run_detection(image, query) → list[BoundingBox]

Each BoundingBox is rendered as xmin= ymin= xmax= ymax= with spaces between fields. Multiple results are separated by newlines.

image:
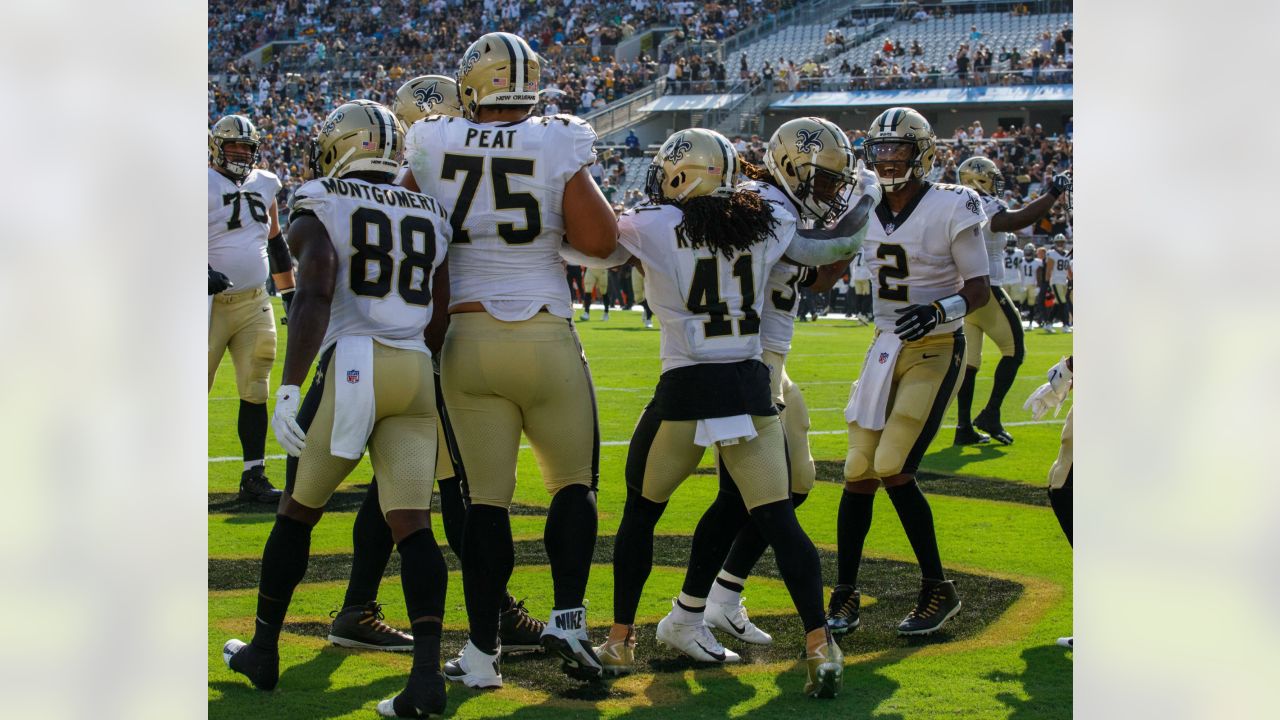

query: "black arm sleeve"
xmin=798 ymin=266 xmax=819 ymax=288
xmin=267 ymin=232 xmax=293 ymax=274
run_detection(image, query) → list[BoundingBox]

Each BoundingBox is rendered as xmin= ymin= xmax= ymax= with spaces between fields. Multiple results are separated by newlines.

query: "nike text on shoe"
xmin=327 ymin=601 xmax=414 ymax=651
xmin=804 ymin=630 xmax=844 ymax=699
xmin=541 ymin=607 xmax=603 ymax=681
xmin=499 ymin=597 xmax=546 ymax=653
xmin=973 ymin=408 xmax=1013 ymax=445
xmin=442 ymin=640 xmax=502 ymax=689
xmin=825 ymin=585 xmax=861 ymax=636
xmin=223 ymin=638 xmax=279 ymax=691
xmin=706 ymin=598 xmax=773 ymax=645
xmin=656 ymin=607 xmax=741 ymax=664
xmin=897 ymin=579 xmax=962 ymax=636
xmin=239 ymin=467 xmax=283 ymax=503
xmin=594 ymin=629 xmax=636 ymax=676
xmin=376 ymin=667 xmax=446 ymax=718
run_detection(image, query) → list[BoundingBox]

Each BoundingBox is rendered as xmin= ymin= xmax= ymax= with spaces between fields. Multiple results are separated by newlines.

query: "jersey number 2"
xmin=877 ymin=244 xmax=909 ymax=301
xmin=349 ymin=207 xmax=436 ymax=306
xmin=687 ymin=255 xmax=760 ymax=338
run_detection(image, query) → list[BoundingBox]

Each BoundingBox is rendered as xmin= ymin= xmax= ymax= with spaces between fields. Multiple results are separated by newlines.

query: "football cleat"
xmin=897 ymin=579 xmax=962 ymax=636
xmin=953 ymin=425 xmax=991 ymax=446
xmin=376 ymin=666 xmax=446 ymax=718
xmin=643 ymin=316 xmax=653 ymax=329
xmin=578 ymin=312 xmax=590 ymax=322
xmin=973 ymin=409 xmax=1013 ymax=445
xmin=498 ymin=597 xmax=546 ymax=653
xmin=223 ymin=639 xmax=279 ymax=691
xmin=804 ymin=629 xmax=845 ymax=699
xmin=239 ymin=466 xmax=282 ymax=503
xmin=443 ymin=640 xmax=503 ymax=689
xmin=656 ymin=605 xmax=741 ymax=664
xmin=327 ymin=601 xmax=414 ymax=652
xmin=705 ymin=597 xmax=773 ymax=645
xmin=594 ymin=628 xmax=637 ymax=676
xmin=602 ymin=310 xmax=610 ymax=321
xmin=541 ymin=607 xmax=603 ymax=681
xmin=1057 ymin=636 xmax=1073 ymax=649
xmin=825 ymin=585 xmax=861 ymax=635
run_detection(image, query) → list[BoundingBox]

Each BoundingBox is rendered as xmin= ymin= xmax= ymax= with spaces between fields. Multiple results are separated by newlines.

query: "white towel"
xmin=331 ymin=336 xmax=376 ymax=460
xmin=844 ymin=332 xmax=902 ymax=430
xmin=694 ymin=415 xmax=758 ymax=448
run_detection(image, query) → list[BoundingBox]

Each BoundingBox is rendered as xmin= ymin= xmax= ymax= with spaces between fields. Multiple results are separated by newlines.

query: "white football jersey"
xmin=1003 ymin=248 xmax=1022 ymax=286
xmin=1046 ymin=249 xmax=1071 ymax=284
xmin=208 ymin=167 xmax=281 ymax=290
xmin=851 ymin=246 xmax=872 ymax=280
xmin=617 ymin=202 xmax=796 ymax=371
xmin=977 ymin=194 xmax=1008 ymax=285
xmin=291 ymin=177 xmax=452 ymax=354
xmin=739 ymin=181 xmax=806 ymax=355
xmin=1021 ymin=256 xmax=1042 ymax=286
xmin=862 ymin=182 xmax=988 ymax=335
xmin=404 ymin=113 xmax=597 ymax=321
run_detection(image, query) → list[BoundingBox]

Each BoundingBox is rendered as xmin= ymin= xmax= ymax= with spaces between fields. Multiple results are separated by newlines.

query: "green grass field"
xmin=209 ymin=299 xmax=1073 ymax=719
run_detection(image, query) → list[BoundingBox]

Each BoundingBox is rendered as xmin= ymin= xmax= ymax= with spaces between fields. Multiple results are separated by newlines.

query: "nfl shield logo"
xmin=346 ymin=369 xmax=360 ymax=384
xmin=878 ymin=352 xmax=889 ymax=364
xmin=884 ymin=222 xmax=896 ymax=235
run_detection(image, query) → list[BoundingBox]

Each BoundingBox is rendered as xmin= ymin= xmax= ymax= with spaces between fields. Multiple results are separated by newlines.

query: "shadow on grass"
xmin=210 ymin=644 xmax=406 ymax=719
xmin=986 ymin=643 xmax=1073 ymax=719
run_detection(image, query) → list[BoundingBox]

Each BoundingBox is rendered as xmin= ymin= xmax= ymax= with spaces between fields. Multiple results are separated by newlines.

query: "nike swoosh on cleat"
xmin=694 ymin=641 xmax=726 ymax=662
xmin=726 ymin=618 xmax=747 ymax=635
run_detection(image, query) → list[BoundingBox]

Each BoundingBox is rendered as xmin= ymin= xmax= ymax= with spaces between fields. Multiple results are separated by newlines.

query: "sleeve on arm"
xmin=557 ymin=115 xmax=598 ymax=184
xmin=952 ymin=223 xmax=990 ymax=281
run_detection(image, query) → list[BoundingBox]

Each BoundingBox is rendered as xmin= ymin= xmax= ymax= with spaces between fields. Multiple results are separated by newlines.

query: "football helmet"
xmin=763 ymin=117 xmax=856 ymax=224
xmin=1024 ymin=243 xmax=1036 ymax=257
xmin=864 ymin=107 xmax=935 ymax=193
xmin=309 ymin=102 xmax=403 ymax=179
xmin=391 ymin=75 xmax=463 ymax=128
xmin=957 ymin=156 xmax=1003 ymax=196
xmin=457 ymin=32 xmax=540 ymax=119
xmin=1053 ymin=233 xmax=1066 ymax=246
xmin=645 ymin=128 xmax=739 ymax=203
xmin=209 ymin=115 xmax=261 ymax=181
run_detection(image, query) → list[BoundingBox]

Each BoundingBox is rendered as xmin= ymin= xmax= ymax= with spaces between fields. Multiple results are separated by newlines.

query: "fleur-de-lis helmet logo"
xmin=666 ymin=134 xmax=693 ymax=163
xmin=461 ymin=48 xmax=482 ymax=76
xmin=795 ymin=128 xmax=824 ymax=154
xmin=413 ymin=82 xmax=444 ymax=111
xmin=321 ymin=111 xmax=344 ymax=135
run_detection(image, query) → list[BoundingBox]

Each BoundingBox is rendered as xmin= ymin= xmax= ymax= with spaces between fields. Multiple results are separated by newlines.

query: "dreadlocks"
xmin=668 ymin=190 xmax=779 ymax=258
xmin=741 ymin=160 xmax=775 ymax=185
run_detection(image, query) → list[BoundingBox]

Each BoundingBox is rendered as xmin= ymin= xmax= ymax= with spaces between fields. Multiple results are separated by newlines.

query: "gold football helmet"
xmin=957 ymin=156 xmax=1003 ymax=196
xmin=457 ymin=32 xmax=540 ymax=119
xmin=391 ymin=75 xmax=463 ymax=128
xmin=763 ymin=117 xmax=856 ymax=223
xmin=645 ymin=128 xmax=740 ymax=203
xmin=864 ymin=107 xmax=935 ymax=192
xmin=308 ymin=102 xmax=403 ymax=179
xmin=209 ymin=115 xmax=261 ymax=181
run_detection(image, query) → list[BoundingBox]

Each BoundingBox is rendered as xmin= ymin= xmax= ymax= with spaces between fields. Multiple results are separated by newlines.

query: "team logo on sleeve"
xmin=413 ymin=83 xmax=445 ymax=111
xmin=665 ymin=134 xmax=693 ymax=162
xmin=966 ymin=195 xmax=981 ymax=215
xmin=795 ymin=128 xmax=824 ymax=154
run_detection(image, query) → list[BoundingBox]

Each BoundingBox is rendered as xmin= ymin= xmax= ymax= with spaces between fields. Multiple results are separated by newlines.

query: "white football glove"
xmin=854 ymin=159 xmax=882 ymax=208
xmin=272 ymin=384 xmax=307 ymax=456
xmin=1023 ymin=357 xmax=1072 ymax=420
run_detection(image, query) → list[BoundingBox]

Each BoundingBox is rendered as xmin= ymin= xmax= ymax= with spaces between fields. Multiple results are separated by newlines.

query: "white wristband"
xmin=935 ymin=294 xmax=968 ymax=323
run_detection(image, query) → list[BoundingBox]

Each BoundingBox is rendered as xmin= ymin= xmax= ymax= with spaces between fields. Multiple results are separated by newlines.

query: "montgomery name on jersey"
xmin=290 ymin=176 xmax=452 ymax=353
xmin=862 ymin=182 xmax=989 ymax=335
xmin=404 ymin=113 xmax=596 ymax=321
xmin=208 ymin=167 xmax=282 ymax=289
xmin=617 ymin=202 xmax=796 ymax=371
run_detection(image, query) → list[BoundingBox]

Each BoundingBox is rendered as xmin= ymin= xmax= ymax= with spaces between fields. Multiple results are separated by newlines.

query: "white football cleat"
xmin=1057 ymin=636 xmax=1073 ymax=649
xmin=540 ymin=607 xmax=603 ymax=681
xmin=656 ymin=607 xmax=741 ymax=663
xmin=705 ymin=598 xmax=772 ymax=645
xmin=442 ymin=640 xmax=502 ymax=689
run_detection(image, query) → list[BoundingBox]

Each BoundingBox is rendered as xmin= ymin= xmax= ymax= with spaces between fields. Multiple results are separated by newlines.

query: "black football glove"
xmin=280 ymin=288 xmax=295 ymax=325
xmin=209 ymin=266 xmax=233 ymax=295
xmin=1049 ymin=173 xmax=1072 ymax=197
xmin=894 ymin=303 xmax=942 ymax=342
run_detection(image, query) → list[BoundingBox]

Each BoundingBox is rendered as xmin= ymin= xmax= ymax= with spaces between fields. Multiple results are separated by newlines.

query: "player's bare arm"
xmin=424 ymin=259 xmax=450 ymax=356
xmin=280 ymin=214 xmax=336 ymax=387
xmin=563 ymin=167 xmax=618 ymax=259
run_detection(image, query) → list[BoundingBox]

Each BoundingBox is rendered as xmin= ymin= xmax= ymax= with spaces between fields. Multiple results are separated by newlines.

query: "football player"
xmin=951 ymin=156 xmax=1072 ymax=445
xmin=1019 ymin=242 xmax=1041 ymax=327
xmin=851 ymin=243 xmax=873 ymax=322
xmin=222 ymin=102 xmax=454 ymax=719
xmin=1046 ymin=234 xmax=1072 ymax=332
xmin=400 ymin=32 xmax=618 ymax=687
xmin=581 ymin=265 xmax=610 ymax=321
xmin=568 ymin=128 xmax=868 ymax=698
xmin=832 ymin=107 xmax=990 ymax=638
xmin=328 ymin=77 xmax=546 ymax=657
xmin=1024 ymin=356 xmax=1073 ymax=648
xmin=697 ymin=117 xmax=875 ymax=646
xmin=208 ymin=114 xmax=296 ymax=503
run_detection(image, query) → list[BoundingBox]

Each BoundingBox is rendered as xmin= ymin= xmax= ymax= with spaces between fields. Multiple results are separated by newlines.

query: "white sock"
xmin=707 ymin=570 xmax=747 ymax=606
xmin=548 ymin=606 xmax=586 ymax=635
xmin=671 ymin=593 xmax=705 ymax=624
xmin=244 ymin=460 xmax=264 ymax=472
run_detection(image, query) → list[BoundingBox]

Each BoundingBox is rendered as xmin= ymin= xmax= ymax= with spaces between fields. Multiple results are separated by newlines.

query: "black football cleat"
xmin=974 ymin=409 xmax=1013 ymax=445
xmin=328 ymin=601 xmax=414 ymax=651
xmin=239 ymin=466 xmax=283 ymax=503
xmin=499 ymin=597 xmax=546 ymax=654
xmin=223 ymin=639 xmax=279 ymax=690
xmin=897 ymin=580 xmax=962 ymax=636
xmin=825 ymin=585 xmax=861 ymax=636
xmin=376 ymin=666 xmax=446 ymax=718
xmin=953 ymin=425 xmax=991 ymax=446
